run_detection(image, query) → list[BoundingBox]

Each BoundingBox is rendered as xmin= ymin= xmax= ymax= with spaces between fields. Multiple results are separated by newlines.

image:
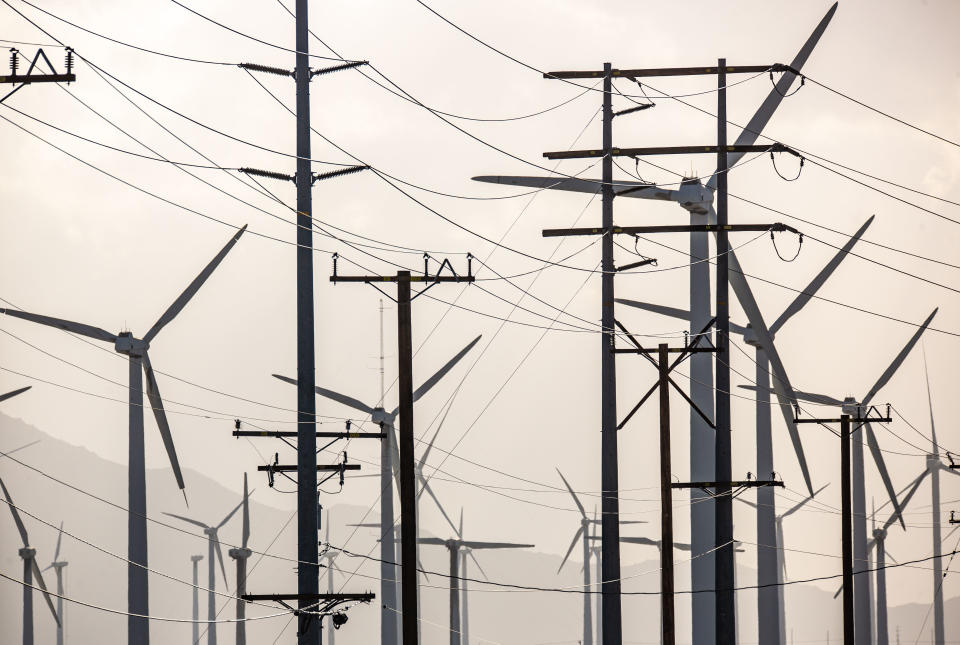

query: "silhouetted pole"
xmin=294 ymin=0 xmax=320 ymax=642
xmin=397 ymin=271 xmax=419 ymax=645
xmin=449 ymin=545 xmax=461 ymax=645
xmin=842 ymin=415 xmax=854 ymax=645
xmin=658 ymin=344 xmax=675 ymax=645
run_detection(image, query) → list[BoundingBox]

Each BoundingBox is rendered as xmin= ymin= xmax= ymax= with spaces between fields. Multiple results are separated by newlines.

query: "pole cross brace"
xmin=951 ymin=511 xmax=960 ymax=524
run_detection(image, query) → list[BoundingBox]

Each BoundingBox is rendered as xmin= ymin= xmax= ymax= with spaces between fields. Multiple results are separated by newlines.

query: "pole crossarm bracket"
xmin=543 ymin=142 xmax=796 ymax=161
xmin=0 ymin=73 xmax=75 ymax=84
xmin=794 ymin=404 xmax=893 ymax=425
xmin=241 ymin=592 xmax=374 ymax=614
xmin=544 ymin=64 xmax=781 ymax=80
xmin=543 ymin=222 xmax=799 ymax=238
xmin=257 ymin=464 xmax=362 ymax=472
xmin=234 ymin=430 xmax=385 ymax=439
xmin=671 ymin=480 xmax=784 ymax=489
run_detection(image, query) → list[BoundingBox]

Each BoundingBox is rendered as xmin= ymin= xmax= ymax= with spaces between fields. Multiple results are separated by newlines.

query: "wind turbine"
xmin=617 ymin=215 xmax=871 ymax=644
xmin=556 ymin=470 xmax=645 ymax=645
xmin=472 ymin=8 xmax=837 ymax=641
xmin=165 ymin=491 xmax=248 ymax=645
xmin=42 ymin=522 xmax=68 ymax=645
xmin=0 ymin=385 xmax=31 ymax=402
xmin=0 ymin=225 xmax=246 ymax=645
xmin=274 ymin=334 xmax=480 ymax=645
xmin=738 ymin=484 xmax=828 ymax=644
xmin=743 ymin=308 xmax=938 ymax=645
xmin=228 ymin=474 xmax=252 ymax=645
xmin=189 ymin=554 xmax=204 ymax=645
xmin=0 ymin=476 xmax=59 ymax=645
xmin=417 ymin=509 xmax=533 ymax=645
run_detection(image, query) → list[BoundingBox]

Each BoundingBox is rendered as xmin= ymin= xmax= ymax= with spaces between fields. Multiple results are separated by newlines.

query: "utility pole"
xmin=330 ymin=262 xmax=475 ymax=645
xmin=658 ymin=344 xmax=676 ymax=645
xmin=796 ymin=405 xmax=894 ymax=645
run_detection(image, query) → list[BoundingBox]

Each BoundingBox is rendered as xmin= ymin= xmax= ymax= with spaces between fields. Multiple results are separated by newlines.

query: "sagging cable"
xmin=770 ymin=227 xmax=803 ymax=263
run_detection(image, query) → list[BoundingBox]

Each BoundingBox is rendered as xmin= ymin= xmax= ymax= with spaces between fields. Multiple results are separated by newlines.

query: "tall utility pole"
xmin=330 ymin=264 xmax=475 ymax=645
xmin=294 ymin=0 xmax=320 ymax=642
xmin=713 ymin=59 xmax=735 ymax=644
xmin=658 ymin=344 xmax=676 ymax=645
xmin=599 ymin=62 xmax=624 ymax=645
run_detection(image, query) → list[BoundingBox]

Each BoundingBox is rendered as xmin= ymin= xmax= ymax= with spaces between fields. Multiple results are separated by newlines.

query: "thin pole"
xmin=379 ymin=301 xmax=398 ymax=645
xmin=207 ymin=536 xmax=216 ymax=645
xmin=841 ymin=415 xmax=855 ymax=645
xmin=599 ymin=60 xmax=622 ymax=645
xmin=129 ymin=357 xmax=149 ymax=645
xmin=658 ymin=344 xmax=675 ymax=645
xmin=714 ymin=58 xmax=735 ymax=645
xmin=192 ymin=557 xmax=201 ymax=645
xmin=583 ymin=524 xmax=593 ymax=645
xmin=22 ymin=551 xmax=33 ymax=645
xmin=397 ymin=272 xmax=419 ymax=645
xmin=294 ymin=0 xmax=319 ymax=642
xmin=875 ymin=533 xmax=887 ymax=645
xmin=450 ymin=545 xmax=460 ymax=645
xmin=55 ymin=567 xmax=64 ymax=645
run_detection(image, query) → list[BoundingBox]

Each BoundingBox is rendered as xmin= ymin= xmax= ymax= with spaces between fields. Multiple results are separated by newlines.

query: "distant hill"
xmin=0 ymin=412 xmax=954 ymax=644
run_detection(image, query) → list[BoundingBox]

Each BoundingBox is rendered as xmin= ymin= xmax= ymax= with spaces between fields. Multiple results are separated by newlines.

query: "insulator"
xmin=310 ymin=60 xmax=368 ymax=78
xmin=238 ymin=167 xmax=295 ymax=182
xmin=238 ymin=62 xmax=294 ymax=77
xmin=65 ymin=47 xmax=74 ymax=74
xmin=10 ymin=48 xmax=18 ymax=76
xmin=311 ymin=165 xmax=369 ymax=183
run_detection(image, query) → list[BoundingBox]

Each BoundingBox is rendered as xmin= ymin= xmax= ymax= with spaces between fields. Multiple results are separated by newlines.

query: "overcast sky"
xmin=1 ymin=0 xmax=959 ymax=637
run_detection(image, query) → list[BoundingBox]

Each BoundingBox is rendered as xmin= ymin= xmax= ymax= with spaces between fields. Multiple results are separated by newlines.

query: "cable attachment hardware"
xmin=310 ymin=60 xmax=368 ymax=78
xmin=266 ymin=453 xmax=279 ymax=488
xmin=311 ymin=165 xmax=369 ymax=184
xmin=769 ymin=63 xmax=805 ymax=97
xmin=331 ymin=253 xmax=339 ymax=280
xmin=422 ymin=253 xmax=431 ymax=278
xmin=770 ymin=227 xmax=803 ymax=263
xmin=613 ymin=103 xmax=654 ymax=118
xmin=466 ymin=253 xmax=473 ymax=279
xmin=770 ymin=148 xmax=805 ymax=182
xmin=9 ymin=48 xmax=18 ymax=75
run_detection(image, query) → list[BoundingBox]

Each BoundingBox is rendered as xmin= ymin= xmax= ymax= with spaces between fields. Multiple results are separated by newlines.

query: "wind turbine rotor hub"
xmin=371 ymin=408 xmax=392 ymax=426
xmin=841 ymin=397 xmax=860 ymax=416
xmin=18 ymin=547 xmax=35 ymax=559
xmin=114 ymin=332 xmax=149 ymax=356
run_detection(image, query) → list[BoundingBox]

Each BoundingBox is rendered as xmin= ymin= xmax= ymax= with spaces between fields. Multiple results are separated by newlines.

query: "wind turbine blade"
xmin=390 ymin=424 xmax=402 ymax=491
xmin=419 ymin=477 xmax=460 ymax=537
xmin=417 ymin=554 xmax=430 ymax=581
xmin=0 ymin=476 xmax=29 ymax=546
xmin=882 ymin=470 xmax=928 ymax=532
xmin=325 ymin=508 xmax=330 ymax=545
xmin=32 ymin=559 xmax=60 ymax=626
xmin=412 ymin=335 xmax=481 ymax=403
xmin=213 ymin=535 xmax=228 ymax=585
xmin=781 ymin=484 xmax=830 ymax=519
xmin=458 ymin=508 xmax=463 ymax=538
xmin=705 ymin=2 xmax=838 ymax=186
xmin=0 ymin=385 xmax=31 ymax=403
xmin=418 ymin=427 xmax=442 ymax=471
xmin=162 ymin=511 xmax=209 ymax=530
xmin=885 ymin=549 xmax=899 ymax=565
xmin=217 ymin=497 xmax=246 ymax=530
xmin=940 ymin=462 xmax=960 ymax=479
xmin=242 ymin=473 xmax=250 ymax=548
xmin=0 ymin=308 xmax=117 ymax=343
xmin=142 ymin=352 xmax=185 ymax=491
xmin=777 ymin=521 xmax=787 ymax=581
xmin=472 ymin=175 xmax=679 ymax=202
xmin=862 ymin=309 xmax=937 ymax=406
xmin=271 ymin=374 xmax=377 ymax=415
xmin=415 ymin=537 xmax=446 ymax=546
xmin=617 ymin=536 xmax=658 ymax=547
xmin=922 ymin=344 xmax=938 ymax=453
xmin=864 ymin=422 xmax=905 ymax=530
xmin=717 ymin=205 xmax=813 ymax=494
xmin=674 ymin=541 xmax=693 ymax=552
xmin=53 ymin=521 xmax=63 ymax=562
xmin=770 ymin=216 xmax=874 ymax=334
xmin=467 ymin=549 xmax=488 ymax=580
xmin=617 ymin=520 xmax=649 ymax=525
xmin=556 ymin=468 xmax=587 ymax=519
xmin=143 ymin=225 xmax=247 ymax=343
xmin=614 ymin=299 xmax=749 ymax=336
xmin=558 ymin=527 xmax=585 ymax=573
xmin=462 ymin=541 xmax=534 ymax=549
xmin=738 ymin=385 xmax=844 ymax=407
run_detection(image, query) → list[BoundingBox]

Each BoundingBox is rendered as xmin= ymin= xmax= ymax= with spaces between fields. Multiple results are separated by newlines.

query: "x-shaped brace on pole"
xmin=613 ymin=317 xmax=717 ymax=431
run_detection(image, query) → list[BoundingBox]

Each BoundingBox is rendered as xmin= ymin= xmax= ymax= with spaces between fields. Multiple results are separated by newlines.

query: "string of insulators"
xmin=65 ymin=47 xmax=74 ymax=75
xmin=613 ymin=103 xmax=654 ymax=117
xmin=311 ymin=165 xmax=369 ymax=183
xmin=238 ymin=62 xmax=294 ymax=77
xmin=9 ymin=48 xmax=18 ymax=75
xmin=239 ymin=167 xmax=295 ymax=182
xmin=311 ymin=60 xmax=368 ymax=78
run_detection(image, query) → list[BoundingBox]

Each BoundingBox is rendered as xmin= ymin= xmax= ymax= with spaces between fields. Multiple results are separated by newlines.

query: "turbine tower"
xmin=165 ymin=491 xmax=248 ymax=645
xmin=275 ymin=334 xmax=480 ymax=643
xmin=42 ymin=522 xmax=68 ymax=645
xmin=471 ymin=9 xmax=837 ymax=641
xmin=0 ymin=225 xmax=246 ymax=645
xmin=1 ymin=476 xmax=59 ymax=645
xmin=619 ymin=215 xmax=870 ymax=644
xmin=319 ymin=508 xmax=339 ymax=645
xmin=417 ymin=509 xmax=533 ymax=645
xmin=189 ymin=554 xmax=204 ymax=645
xmin=228 ymin=474 xmax=253 ymax=645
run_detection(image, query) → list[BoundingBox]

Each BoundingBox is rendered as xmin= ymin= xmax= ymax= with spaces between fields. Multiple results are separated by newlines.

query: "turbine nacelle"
xmin=18 ymin=547 xmax=36 ymax=559
xmin=676 ymin=177 xmax=714 ymax=215
xmin=114 ymin=332 xmax=149 ymax=356
xmin=370 ymin=408 xmax=395 ymax=427
xmin=841 ymin=396 xmax=861 ymax=417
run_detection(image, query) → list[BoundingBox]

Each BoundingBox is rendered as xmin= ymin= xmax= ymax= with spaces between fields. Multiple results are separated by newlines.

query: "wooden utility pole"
xmin=330 ymin=265 xmax=475 ymax=645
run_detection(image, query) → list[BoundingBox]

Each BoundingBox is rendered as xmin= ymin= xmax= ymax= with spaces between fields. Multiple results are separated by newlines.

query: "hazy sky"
xmin=2 ymin=0 xmax=959 ymax=640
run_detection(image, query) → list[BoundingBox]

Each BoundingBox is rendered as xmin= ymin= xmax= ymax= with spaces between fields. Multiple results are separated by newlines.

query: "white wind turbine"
xmin=617 ymin=215 xmax=871 ymax=644
xmin=473 ymin=8 xmax=837 ymax=642
xmin=165 ymin=490 xmax=249 ymax=645
xmin=275 ymin=334 xmax=480 ymax=645
xmin=42 ymin=522 xmax=68 ymax=645
xmin=0 ymin=476 xmax=59 ymax=645
xmin=0 ymin=225 xmax=246 ymax=645
xmin=743 ymin=308 xmax=938 ymax=645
